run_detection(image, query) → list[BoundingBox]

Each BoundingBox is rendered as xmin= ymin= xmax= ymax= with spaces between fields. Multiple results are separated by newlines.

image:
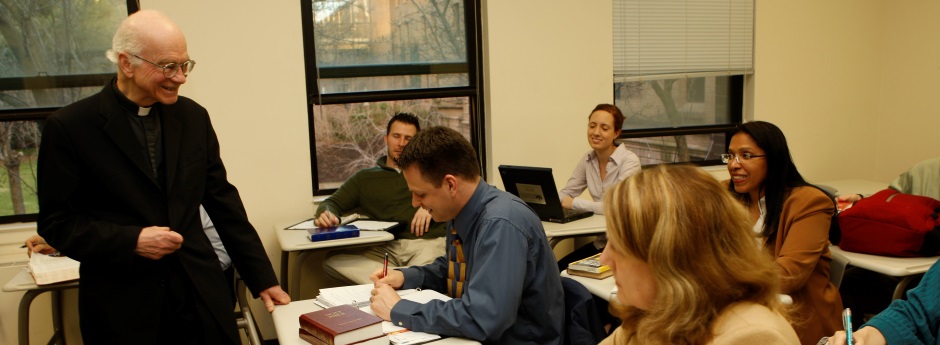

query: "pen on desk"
xmin=383 ymin=252 xmax=389 ymax=278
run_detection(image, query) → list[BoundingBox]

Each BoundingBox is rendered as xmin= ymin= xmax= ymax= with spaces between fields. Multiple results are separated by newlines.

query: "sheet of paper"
xmin=286 ymin=219 xmax=315 ymax=230
xmin=350 ymin=220 xmax=399 ymax=231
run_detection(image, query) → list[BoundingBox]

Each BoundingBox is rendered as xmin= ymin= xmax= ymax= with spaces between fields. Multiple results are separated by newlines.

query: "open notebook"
xmin=314 ymin=284 xmax=452 ymax=345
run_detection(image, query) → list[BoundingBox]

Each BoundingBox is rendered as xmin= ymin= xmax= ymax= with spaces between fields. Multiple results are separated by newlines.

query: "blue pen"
xmin=843 ymin=308 xmax=853 ymax=345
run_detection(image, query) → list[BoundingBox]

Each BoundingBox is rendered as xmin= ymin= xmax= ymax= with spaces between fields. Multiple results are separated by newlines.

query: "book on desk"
xmin=307 ymin=225 xmax=361 ymax=242
xmin=28 ymin=253 xmax=80 ymax=285
xmin=566 ymin=253 xmax=612 ymax=279
xmin=311 ymin=284 xmax=451 ymax=345
xmin=300 ymin=304 xmax=384 ymax=345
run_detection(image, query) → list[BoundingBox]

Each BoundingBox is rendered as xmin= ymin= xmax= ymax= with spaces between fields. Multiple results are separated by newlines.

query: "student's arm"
xmin=314 ymin=173 xmax=363 ymax=227
xmin=560 ymin=155 xmax=589 ymax=208
xmin=773 ymin=188 xmax=833 ymax=293
xmin=863 ymin=261 xmax=940 ymax=344
xmin=390 ymin=219 xmax=529 ymax=341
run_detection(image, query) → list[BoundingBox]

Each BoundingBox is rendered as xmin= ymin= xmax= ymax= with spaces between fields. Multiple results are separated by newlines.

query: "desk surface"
xmin=560 ymin=271 xmax=615 ymax=302
xmin=830 ymin=245 xmax=938 ymax=277
xmin=2 ymin=268 xmax=78 ymax=293
xmin=817 ymin=179 xmax=887 ymax=197
xmin=276 ymin=222 xmax=395 ymax=251
xmin=272 ymin=298 xmax=480 ymax=345
xmin=542 ymin=215 xmax=607 ymax=249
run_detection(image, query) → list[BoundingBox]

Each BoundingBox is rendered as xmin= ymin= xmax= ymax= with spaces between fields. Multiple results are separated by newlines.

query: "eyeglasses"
xmin=721 ymin=153 xmax=766 ymax=164
xmin=128 ymin=53 xmax=195 ymax=79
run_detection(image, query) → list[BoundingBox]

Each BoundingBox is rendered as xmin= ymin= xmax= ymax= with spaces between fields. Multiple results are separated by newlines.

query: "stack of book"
xmin=566 ymin=253 xmax=612 ymax=279
xmin=299 ymin=304 xmax=384 ymax=345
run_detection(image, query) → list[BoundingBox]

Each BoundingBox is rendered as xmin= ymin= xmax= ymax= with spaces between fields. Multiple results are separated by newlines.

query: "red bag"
xmin=838 ymin=189 xmax=940 ymax=257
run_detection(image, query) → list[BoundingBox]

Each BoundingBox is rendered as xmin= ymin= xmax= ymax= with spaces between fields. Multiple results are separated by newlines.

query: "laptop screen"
xmin=497 ymin=165 xmax=566 ymax=219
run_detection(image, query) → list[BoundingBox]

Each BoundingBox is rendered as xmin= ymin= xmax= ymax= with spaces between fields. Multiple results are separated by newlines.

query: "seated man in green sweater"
xmin=315 ymin=113 xmax=446 ymax=284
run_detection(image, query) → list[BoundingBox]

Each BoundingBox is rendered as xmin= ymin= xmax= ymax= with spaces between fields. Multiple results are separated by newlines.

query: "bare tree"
xmin=0 ymin=0 xmax=122 ymax=215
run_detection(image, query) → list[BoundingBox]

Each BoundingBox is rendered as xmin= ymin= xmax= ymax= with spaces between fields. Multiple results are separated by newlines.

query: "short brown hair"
xmin=590 ymin=104 xmax=625 ymax=131
xmin=605 ymin=164 xmax=787 ymax=344
xmin=396 ymin=126 xmax=480 ymax=187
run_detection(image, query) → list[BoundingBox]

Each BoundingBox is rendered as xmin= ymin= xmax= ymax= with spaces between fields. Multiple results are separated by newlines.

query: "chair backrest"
xmin=235 ymin=271 xmax=263 ymax=345
xmin=561 ymin=277 xmax=607 ymax=345
xmin=829 ymin=249 xmax=850 ymax=289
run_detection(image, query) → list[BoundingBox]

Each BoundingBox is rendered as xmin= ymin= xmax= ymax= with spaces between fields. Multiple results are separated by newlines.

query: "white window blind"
xmin=613 ymin=0 xmax=754 ymax=82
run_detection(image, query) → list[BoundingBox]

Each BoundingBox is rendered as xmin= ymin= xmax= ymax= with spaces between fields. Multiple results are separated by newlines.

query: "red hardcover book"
xmin=299 ymin=304 xmax=384 ymax=345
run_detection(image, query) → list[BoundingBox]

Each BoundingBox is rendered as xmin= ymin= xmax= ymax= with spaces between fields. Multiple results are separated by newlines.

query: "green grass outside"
xmin=0 ymin=155 xmax=39 ymax=217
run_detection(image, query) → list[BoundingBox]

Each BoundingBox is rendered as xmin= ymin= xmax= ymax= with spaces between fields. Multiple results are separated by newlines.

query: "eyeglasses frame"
xmin=721 ymin=153 xmax=767 ymax=164
xmin=127 ymin=52 xmax=195 ymax=79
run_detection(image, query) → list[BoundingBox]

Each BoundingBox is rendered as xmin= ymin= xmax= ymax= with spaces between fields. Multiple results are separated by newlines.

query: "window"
xmin=0 ymin=1 xmax=137 ymax=223
xmin=301 ymin=0 xmax=484 ymax=193
xmin=613 ymin=0 xmax=752 ymax=165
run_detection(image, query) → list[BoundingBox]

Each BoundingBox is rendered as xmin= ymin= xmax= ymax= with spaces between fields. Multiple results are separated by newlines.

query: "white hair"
xmin=105 ymin=10 xmax=173 ymax=65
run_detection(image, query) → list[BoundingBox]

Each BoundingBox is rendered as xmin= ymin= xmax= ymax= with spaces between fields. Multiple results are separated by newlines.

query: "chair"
xmin=830 ymin=249 xmax=850 ymax=289
xmin=561 ymin=277 xmax=608 ymax=345
xmin=234 ymin=272 xmax=263 ymax=345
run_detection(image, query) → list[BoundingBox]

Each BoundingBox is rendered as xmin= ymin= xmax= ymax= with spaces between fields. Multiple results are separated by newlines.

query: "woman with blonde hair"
xmin=599 ymin=165 xmax=798 ymax=345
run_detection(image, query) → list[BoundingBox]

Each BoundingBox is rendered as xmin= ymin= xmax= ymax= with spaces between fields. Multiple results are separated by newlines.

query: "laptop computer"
xmin=497 ymin=165 xmax=594 ymax=223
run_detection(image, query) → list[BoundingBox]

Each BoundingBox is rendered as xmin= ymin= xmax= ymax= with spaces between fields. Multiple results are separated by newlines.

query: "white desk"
xmin=543 ymin=215 xmax=607 ymax=249
xmin=560 ymin=271 xmax=615 ymax=301
xmin=272 ymin=298 xmax=480 ymax=345
xmin=2 ymin=268 xmax=78 ymax=345
xmin=830 ymin=245 xmax=938 ymax=300
xmin=276 ymin=223 xmax=395 ymax=297
xmin=817 ymin=179 xmax=888 ymax=197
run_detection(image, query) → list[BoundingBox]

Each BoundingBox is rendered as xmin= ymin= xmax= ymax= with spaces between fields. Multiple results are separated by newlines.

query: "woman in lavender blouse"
xmin=557 ymin=103 xmax=641 ymax=271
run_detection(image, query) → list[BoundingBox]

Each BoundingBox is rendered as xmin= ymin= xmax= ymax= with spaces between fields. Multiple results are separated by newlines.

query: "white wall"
xmin=4 ymin=0 xmax=939 ymax=344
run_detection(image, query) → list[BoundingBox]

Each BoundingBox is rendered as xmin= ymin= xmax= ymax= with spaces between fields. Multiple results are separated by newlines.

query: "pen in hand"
xmin=383 ymin=252 xmax=389 ymax=278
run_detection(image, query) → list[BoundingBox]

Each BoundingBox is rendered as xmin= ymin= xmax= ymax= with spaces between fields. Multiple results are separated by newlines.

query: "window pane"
xmin=0 ymin=120 xmax=42 ymax=217
xmin=615 ymin=76 xmax=732 ymax=130
xmin=313 ymin=98 xmax=471 ymax=190
xmin=619 ymin=133 xmax=726 ymax=165
xmin=0 ymin=86 xmax=105 ymax=110
xmin=318 ymin=73 xmax=468 ymax=94
xmin=311 ymin=0 xmax=469 ymax=93
xmin=0 ymin=0 xmax=127 ymax=79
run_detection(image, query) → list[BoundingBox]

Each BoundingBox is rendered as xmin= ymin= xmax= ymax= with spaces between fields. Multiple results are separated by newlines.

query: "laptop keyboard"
xmin=563 ymin=209 xmax=582 ymax=217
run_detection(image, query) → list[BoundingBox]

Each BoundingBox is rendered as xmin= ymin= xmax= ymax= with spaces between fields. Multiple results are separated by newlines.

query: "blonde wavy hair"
xmin=604 ymin=164 xmax=787 ymax=344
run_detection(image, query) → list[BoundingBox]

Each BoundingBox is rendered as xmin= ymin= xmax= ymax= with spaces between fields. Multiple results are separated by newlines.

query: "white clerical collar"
xmin=137 ymin=106 xmax=152 ymax=116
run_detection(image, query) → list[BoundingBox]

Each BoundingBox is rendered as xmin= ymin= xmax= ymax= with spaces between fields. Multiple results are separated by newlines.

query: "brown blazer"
xmin=766 ymin=186 xmax=843 ymax=345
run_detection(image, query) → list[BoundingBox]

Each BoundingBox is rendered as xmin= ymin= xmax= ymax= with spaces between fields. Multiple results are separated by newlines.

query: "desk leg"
xmin=892 ymin=275 xmax=918 ymax=300
xmin=18 ymin=290 xmax=40 ymax=345
xmin=280 ymin=251 xmax=290 ymax=293
xmin=291 ymin=251 xmax=313 ymax=298
xmin=549 ymin=237 xmax=561 ymax=249
xmin=52 ymin=289 xmax=65 ymax=345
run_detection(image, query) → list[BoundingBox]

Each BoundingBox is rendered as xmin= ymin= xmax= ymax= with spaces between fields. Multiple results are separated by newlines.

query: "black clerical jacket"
xmin=37 ymin=81 xmax=278 ymax=343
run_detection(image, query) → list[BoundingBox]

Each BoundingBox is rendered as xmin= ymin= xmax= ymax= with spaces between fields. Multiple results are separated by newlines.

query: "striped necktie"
xmin=447 ymin=227 xmax=467 ymax=298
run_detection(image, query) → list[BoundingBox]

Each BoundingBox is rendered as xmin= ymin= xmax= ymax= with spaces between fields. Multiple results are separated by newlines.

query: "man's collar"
xmin=110 ymin=78 xmax=157 ymax=115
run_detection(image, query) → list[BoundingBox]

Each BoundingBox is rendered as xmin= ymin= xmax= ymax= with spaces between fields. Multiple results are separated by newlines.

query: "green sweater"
xmin=315 ymin=156 xmax=445 ymax=240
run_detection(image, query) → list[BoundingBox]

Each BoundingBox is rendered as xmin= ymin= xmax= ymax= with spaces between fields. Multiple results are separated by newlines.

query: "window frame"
xmin=613 ymin=0 xmax=751 ymax=166
xmin=0 ymin=1 xmax=139 ymax=224
xmin=616 ymin=75 xmax=743 ymax=140
xmin=299 ymin=0 xmax=486 ymax=195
